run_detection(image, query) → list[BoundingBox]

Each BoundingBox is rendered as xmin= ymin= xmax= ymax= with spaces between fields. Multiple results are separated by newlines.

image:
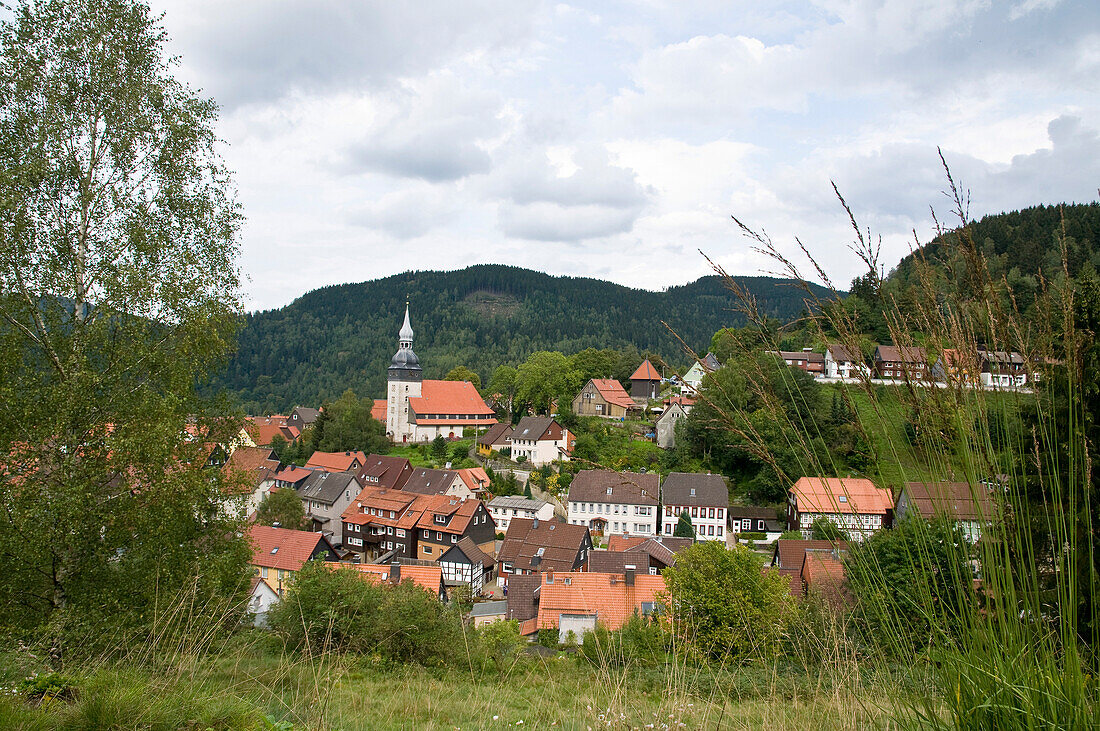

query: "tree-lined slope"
xmin=213 ymin=265 xmax=831 ymax=413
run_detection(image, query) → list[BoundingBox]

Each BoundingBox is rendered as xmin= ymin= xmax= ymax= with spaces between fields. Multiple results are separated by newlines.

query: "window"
xmin=742 ymin=519 xmax=751 ymax=529
xmin=665 ymin=523 xmax=672 ymax=533
xmin=260 ymin=567 xmax=268 ymax=578
xmin=666 ymin=506 xmax=672 ymax=516
xmin=717 ymin=525 xmax=723 ymax=537
xmin=423 ymin=530 xmax=429 ymax=539
xmin=436 ymin=532 xmax=442 ymax=541
xmin=423 ymin=546 xmax=432 ymax=554
xmin=451 ymin=534 xmax=457 ymax=543
xmin=390 ymin=511 xmax=396 ymax=519
xmin=691 ymin=507 xmax=697 ymax=518
xmin=396 ymin=529 xmax=405 ymax=538
xmin=708 ymin=507 xmax=715 ymax=519
xmin=717 ymin=508 xmax=723 ymax=520
xmin=387 ymin=526 xmax=393 ymax=535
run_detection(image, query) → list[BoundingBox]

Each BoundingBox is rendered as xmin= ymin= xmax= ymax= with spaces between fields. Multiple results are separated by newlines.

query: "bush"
xmin=536 ymin=627 xmax=559 ymax=649
xmin=737 ymin=531 xmax=767 ymax=541
xmin=579 ymin=614 xmax=666 ymax=667
xmin=17 ymin=672 xmax=78 ymax=703
xmin=479 ymin=619 xmax=523 ymax=673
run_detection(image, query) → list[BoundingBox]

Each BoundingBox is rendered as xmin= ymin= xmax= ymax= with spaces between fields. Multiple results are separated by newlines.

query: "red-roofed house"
xmin=630 ymin=359 xmax=662 ymax=400
xmin=355 ymin=563 xmax=446 ymax=600
xmin=535 ymin=570 xmax=665 ymax=642
xmin=305 ymin=450 xmax=367 ymax=473
xmin=371 ymin=399 xmax=387 ymax=422
xmin=787 ymin=477 xmax=893 ymax=541
xmin=221 ymin=446 xmax=280 ymax=518
xmin=455 ymin=467 xmax=492 ymax=495
xmin=248 ymin=525 xmax=337 ymax=596
xmin=245 ymin=416 xmax=299 ymax=447
xmin=572 ymin=379 xmax=636 ymax=419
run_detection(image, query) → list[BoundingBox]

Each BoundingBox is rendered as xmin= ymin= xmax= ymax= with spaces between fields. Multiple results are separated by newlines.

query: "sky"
xmin=150 ymin=0 xmax=1100 ymax=312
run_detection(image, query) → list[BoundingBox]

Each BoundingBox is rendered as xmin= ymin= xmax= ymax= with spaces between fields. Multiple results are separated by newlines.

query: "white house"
xmin=509 ymin=416 xmax=572 ymax=466
xmin=488 ymin=495 xmax=555 ymax=532
xmin=894 ymin=481 xmax=996 ymax=543
xmin=566 ymin=469 xmax=660 ymax=536
xmin=681 ymin=353 xmax=721 ymax=394
xmin=824 ymin=344 xmax=866 ymax=379
xmin=787 ymin=477 xmax=893 ymax=542
xmin=655 ymin=400 xmax=693 ymax=449
xmin=248 ymin=577 xmax=280 ymax=628
xmin=660 ymin=472 xmax=728 ymax=541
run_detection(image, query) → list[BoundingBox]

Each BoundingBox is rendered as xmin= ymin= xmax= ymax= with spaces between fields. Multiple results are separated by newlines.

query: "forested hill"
xmin=211 ymin=264 xmax=832 ymax=413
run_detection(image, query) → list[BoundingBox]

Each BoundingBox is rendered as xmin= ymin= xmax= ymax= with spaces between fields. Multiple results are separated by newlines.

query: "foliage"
xmin=17 ymin=672 xmax=78 ymax=703
xmin=514 ymin=351 xmax=583 ymax=415
xmin=579 ymin=614 xmax=667 ymax=668
xmin=0 ymin=0 xmax=249 ymax=636
xmin=663 ymin=541 xmax=793 ymax=662
xmin=256 ymin=489 xmax=308 ymax=531
xmin=778 ymin=530 xmax=804 ymax=540
xmin=431 ymin=435 xmax=447 ymax=459
xmin=810 ymin=518 xmax=849 ymax=542
xmin=444 ymin=366 xmax=481 ymax=390
xmin=673 ymin=511 xmax=696 ymax=539
xmin=535 ymin=628 xmax=559 ymax=649
xmin=268 ymin=561 xmax=464 ymax=666
xmin=479 ymin=620 xmax=523 ymax=673
xmin=312 ymin=389 xmax=388 ymax=455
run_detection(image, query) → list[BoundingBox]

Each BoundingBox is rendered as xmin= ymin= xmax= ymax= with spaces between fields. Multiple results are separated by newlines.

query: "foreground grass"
xmin=0 ymin=634 xmax=902 ymax=730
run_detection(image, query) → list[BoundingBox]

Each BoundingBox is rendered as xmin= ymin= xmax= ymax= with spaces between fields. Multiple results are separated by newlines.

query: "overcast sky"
xmin=152 ymin=0 xmax=1100 ymax=312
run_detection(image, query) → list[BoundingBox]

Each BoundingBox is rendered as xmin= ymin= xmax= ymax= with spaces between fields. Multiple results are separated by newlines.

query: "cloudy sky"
xmin=152 ymin=0 xmax=1100 ymax=311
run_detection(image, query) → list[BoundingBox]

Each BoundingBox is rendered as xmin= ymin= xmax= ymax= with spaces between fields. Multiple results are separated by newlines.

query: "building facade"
xmin=566 ymin=469 xmax=660 ymax=536
xmin=660 ymin=472 xmax=728 ymax=540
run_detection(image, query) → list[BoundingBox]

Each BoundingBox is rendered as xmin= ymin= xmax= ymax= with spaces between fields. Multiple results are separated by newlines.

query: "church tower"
xmin=386 ymin=304 xmax=423 ymax=442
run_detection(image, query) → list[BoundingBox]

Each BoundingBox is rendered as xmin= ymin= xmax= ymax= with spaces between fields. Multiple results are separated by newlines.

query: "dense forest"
xmin=210 ymin=265 xmax=831 ymax=414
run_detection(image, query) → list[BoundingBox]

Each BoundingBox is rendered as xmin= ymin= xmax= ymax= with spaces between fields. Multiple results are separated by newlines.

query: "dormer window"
xmin=270 ymin=547 xmax=278 ymax=554
xmin=689 ymin=488 xmax=696 ymax=496
xmin=606 ymin=487 xmax=612 ymax=495
xmin=838 ymin=495 xmax=847 ymax=503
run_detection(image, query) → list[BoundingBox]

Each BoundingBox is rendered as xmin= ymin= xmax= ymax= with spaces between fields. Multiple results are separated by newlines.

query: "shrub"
xmin=738 ymin=531 xmax=767 ymax=541
xmin=17 ymin=672 xmax=78 ymax=703
xmin=479 ymin=619 xmax=523 ymax=673
xmin=536 ymin=628 xmax=559 ymax=649
xmin=579 ymin=614 xmax=666 ymax=667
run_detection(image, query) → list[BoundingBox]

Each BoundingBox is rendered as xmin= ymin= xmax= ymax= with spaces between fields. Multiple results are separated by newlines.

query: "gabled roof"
xmin=341 ymin=487 xmax=423 ymax=529
xmin=441 ymin=535 xmax=496 ymax=568
xmin=587 ymin=379 xmax=635 ymax=409
xmin=469 ymin=600 xmax=508 ymax=618
xmin=790 ymin=477 xmax=893 ymax=516
xmin=358 ymin=454 xmax=412 ymax=490
xmin=414 ymin=494 xmax=482 ymax=535
xmin=900 ymin=482 xmax=996 ymax=522
xmin=801 ymin=549 xmax=848 ymax=605
xmin=702 ymin=353 xmax=720 ymax=371
xmin=371 ymin=399 xmax=387 ymax=422
xmin=506 ymin=574 xmax=542 ymax=621
xmin=298 ymin=470 xmax=360 ymax=505
xmin=535 ymin=572 xmax=665 ymax=631
xmin=606 ymin=534 xmax=692 ymax=553
xmin=455 ymin=467 xmax=491 ymax=492
xmin=727 ymin=505 xmax=779 ymax=520
xmin=478 ymin=422 xmax=514 ymax=446
xmin=248 ymin=525 xmax=333 ymax=572
xmin=291 ymin=407 xmax=320 ymax=425
xmin=587 ymin=549 xmax=651 ymax=573
xmin=408 ymin=380 xmax=497 ymax=419
xmin=274 ymin=465 xmax=314 ymax=485
xmin=222 ymin=447 xmax=280 ymax=492
xmin=498 ymin=518 xmax=591 ymax=573
xmin=489 ymin=495 xmax=549 ymax=512
xmin=245 ymin=416 xmax=298 ymax=446
xmin=771 ymin=350 xmax=825 ymax=363
xmin=402 ymin=467 xmax=461 ymax=495
xmin=630 ymin=359 xmax=661 ymax=382
xmin=305 ymin=450 xmax=367 ymax=473
xmin=771 ymin=539 xmax=849 ymax=570
xmin=826 ymin=344 xmax=859 ymax=362
xmin=661 ymin=472 xmax=728 ymax=507
xmin=874 ymin=345 xmax=928 ymax=364
xmin=512 ymin=416 xmax=558 ymax=442
xmin=567 ymin=469 xmax=659 ymax=506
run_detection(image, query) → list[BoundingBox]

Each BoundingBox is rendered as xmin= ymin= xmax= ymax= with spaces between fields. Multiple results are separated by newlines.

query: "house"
xmin=933 ymin=348 xmax=979 ymax=386
xmin=727 ymin=506 xmax=785 ymax=539
xmin=505 ymin=574 xmax=542 ymax=624
xmin=681 ymin=353 xmax=721 ymax=394
xmin=402 ymin=467 xmax=474 ymax=499
xmin=297 ymin=469 xmax=363 ymax=545
xmin=341 ymin=488 xmax=424 ymax=560
xmin=356 ymin=454 xmax=413 ymax=490
xmin=305 ymin=450 xmax=367 ymax=474
xmin=768 ymin=349 xmax=825 ymax=376
xmin=824 ymin=344 xmax=865 ymax=379
xmin=272 ymin=465 xmax=315 ymax=491
xmin=655 ymin=401 xmax=690 ymax=449
xmin=660 ymin=472 xmax=728 ymax=541
xmin=414 ymin=494 xmax=496 ymax=561
xmin=469 ymin=600 xmax=509 ymax=627
xmin=498 ymin=518 xmax=593 ymax=577
xmin=248 ymin=524 xmax=337 ymax=596
xmin=248 ymin=577 xmax=280 ymax=628
xmin=572 ymin=379 xmax=635 ymax=419
xmin=220 ymin=446 xmax=280 ymax=519
xmin=534 ymin=570 xmax=665 ymax=643
xmin=289 ymin=406 xmax=320 ymax=429
xmin=355 ymin=563 xmax=447 ymax=601
xmin=894 ymin=481 xmax=996 ymax=543
xmin=384 ymin=306 xmax=497 ymax=442
xmin=800 ymin=547 xmax=849 ymax=606
xmin=439 ymin=536 xmax=496 ymax=595
xmin=477 ymin=422 xmax=514 ymax=457
xmin=787 ymin=477 xmax=893 ymax=542
xmin=630 ymin=359 xmax=662 ymax=401
xmin=488 ymin=495 xmax=555 ymax=532
xmin=455 ymin=467 xmax=492 ymax=496
xmin=244 ymin=415 xmax=299 ymax=447
xmin=770 ymin=538 xmax=850 ymax=570
xmin=873 ymin=345 xmax=928 ymax=381
xmin=509 ymin=416 xmax=572 ymax=466
xmin=588 ymin=536 xmax=689 ymax=575
xmin=978 ymin=350 xmax=1028 ymax=388
xmin=566 ymin=469 xmax=660 ymax=536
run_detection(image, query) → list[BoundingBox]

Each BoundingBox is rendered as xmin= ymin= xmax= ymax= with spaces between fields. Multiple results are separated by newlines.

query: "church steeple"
xmin=388 ymin=302 xmax=422 ymax=383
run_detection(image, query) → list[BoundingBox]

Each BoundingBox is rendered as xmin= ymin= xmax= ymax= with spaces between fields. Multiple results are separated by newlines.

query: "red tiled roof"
xmin=414 ymin=494 xmax=481 ymax=535
xmin=772 ymin=539 xmax=849 ymax=570
xmin=275 ymin=466 xmax=314 ymax=484
xmin=408 ymin=380 xmax=496 ymax=419
xmin=222 ymin=446 xmax=280 ymax=494
xmin=589 ymin=379 xmax=635 ymax=409
xmin=355 ymin=564 xmax=443 ymax=596
xmin=901 ymin=482 xmax=996 ymax=522
xmin=519 ymin=618 xmax=539 ymax=636
xmin=245 ymin=417 xmax=297 ymax=446
xmin=665 ymin=396 xmax=695 ymax=407
xmin=801 ymin=549 xmax=848 ymax=606
xmin=456 ymin=467 xmax=491 ymax=492
xmin=248 ymin=525 xmax=331 ymax=572
xmin=536 ymin=572 xmax=665 ymax=631
xmin=499 ymin=518 xmax=591 ymax=572
xmin=630 ymin=359 xmax=661 ymax=382
xmin=606 ymin=534 xmax=692 ymax=553
xmin=372 ymin=399 xmax=387 ymax=422
xmin=341 ymin=487 xmax=423 ymax=529
xmin=790 ymin=477 xmax=893 ymax=516
xmin=305 ymin=450 xmax=367 ymax=473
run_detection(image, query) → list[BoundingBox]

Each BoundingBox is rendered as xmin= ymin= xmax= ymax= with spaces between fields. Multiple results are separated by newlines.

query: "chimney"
xmin=531 ymin=555 xmax=542 ymax=567
xmin=544 ymin=570 xmax=553 ymax=583
xmin=532 ymin=518 xmax=539 ymax=529
xmin=445 ymin=461 xmax=452 ymax=469
xmin=624 ymin=564 xmax=636 ymax=586
xmin=390 ymin=562 xmax=401 ymax=583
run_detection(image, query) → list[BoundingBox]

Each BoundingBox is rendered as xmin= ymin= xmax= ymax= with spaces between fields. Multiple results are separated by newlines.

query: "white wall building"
xmin=488 ymin=495 xmax=556 ymax=532
xmin=566 ymin=470 xmax=659 ymax=536
xmin=509 ymin=416 xmax=571 ymax=466
xmin=660 ymin=472 xmax=728 ymax=541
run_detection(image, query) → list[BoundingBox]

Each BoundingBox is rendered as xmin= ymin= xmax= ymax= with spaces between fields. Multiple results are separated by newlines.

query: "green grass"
xmin=0 ymin=637 xmax=902 ymax=730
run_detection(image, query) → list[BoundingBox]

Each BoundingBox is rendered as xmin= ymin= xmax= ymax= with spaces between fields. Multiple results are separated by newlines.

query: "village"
xmin=224 ymin=307 xmax=1003 ymax=642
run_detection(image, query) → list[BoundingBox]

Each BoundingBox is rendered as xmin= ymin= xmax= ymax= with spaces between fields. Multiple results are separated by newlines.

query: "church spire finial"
xmin=399 ymin=301 xmax=414 ymax=343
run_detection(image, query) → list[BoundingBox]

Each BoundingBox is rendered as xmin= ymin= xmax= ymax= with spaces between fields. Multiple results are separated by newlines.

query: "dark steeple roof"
xmin=388 ymin=304 xmax=422 ymax=382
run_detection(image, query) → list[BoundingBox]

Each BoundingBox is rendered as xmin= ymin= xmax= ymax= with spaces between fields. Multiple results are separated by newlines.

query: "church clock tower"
xmin=386 ymin=305 xmax=423 ymax=442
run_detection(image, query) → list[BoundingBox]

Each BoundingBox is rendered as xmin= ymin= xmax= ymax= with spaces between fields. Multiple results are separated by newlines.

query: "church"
xmin=384 ymin=306 xmax=498 ymax=443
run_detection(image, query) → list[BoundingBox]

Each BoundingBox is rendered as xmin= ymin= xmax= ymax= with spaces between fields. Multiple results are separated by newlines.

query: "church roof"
xmin=408 ymin=380 xmax=496 ymax=418
xmin=399 ymin=305 xmax=414 ymax=342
